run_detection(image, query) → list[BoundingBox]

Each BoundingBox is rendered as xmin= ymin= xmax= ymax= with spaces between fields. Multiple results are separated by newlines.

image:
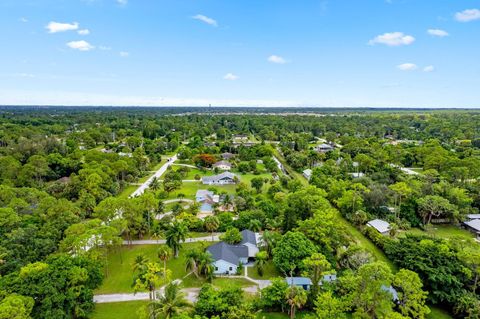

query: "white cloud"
xmin=78 ymin=29 xmax=90 ymax=35
xmin=20 ymin=17 xmax=28 ymax=23
xmin=423 ymin=65 xmax=435 ymax=72
xmin=455 ymin=9 xmax=480 ymax=22
xmin=117 ymin=0 xmax=128 ymax=5
xmin=99 ymin=46 xmax=112 ymax=51
xmin=427 ymin=29 xmax=449 ymax=37
xmin=369 ymin=32 xmax=415 ymax=46
xmin=119 ymin=51 xmax=130 ymax=57
xmin=46 ymin=21 xmax=79 ymax=33
xmin=192 ymin=14 xmax=218 ymax=27
xmin=66 ymin=40 xmax=94 ymax=51
xmin=223 ymin=73 xmax=239 ymax=81
xmin=397 ymin=63 xmax=418 ymax=71
xmin=268 ymin=55 xmax=287 ymax=64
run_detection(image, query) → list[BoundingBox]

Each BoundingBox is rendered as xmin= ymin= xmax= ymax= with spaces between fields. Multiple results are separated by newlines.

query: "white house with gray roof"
xmin=207 ymin=229 xmax=258 ymax=275
xmin=202 ymin=171 xmax=238 ymax=185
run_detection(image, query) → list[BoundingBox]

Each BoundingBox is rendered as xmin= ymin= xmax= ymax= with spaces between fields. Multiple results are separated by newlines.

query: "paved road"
xmin=130 ymin=154 xmax=178 ymax=198
xmin=123 ymin=234 xmax=221 ymax=245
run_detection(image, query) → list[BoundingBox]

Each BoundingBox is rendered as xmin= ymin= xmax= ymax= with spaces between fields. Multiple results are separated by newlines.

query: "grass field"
xmin=247 ymin=261 xmax=282 ymax=280
xmin=404 ymin=224 xmax=475 ymax=241
xmin=91 ymin=301 xmax=147 ymax=319
xmin=118 ymin=185 xmax=137 ymax=199
xmin=166 ymin=181 xmax=237 ymax=200
xmin=96 ymin=242 xmax=212 ymax=294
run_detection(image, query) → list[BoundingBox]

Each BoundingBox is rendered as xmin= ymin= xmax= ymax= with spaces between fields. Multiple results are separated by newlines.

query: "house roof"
xmin=202 ymin=171 xmax=238 ymax=183
xmin=213 ymin=160 xmax=231 ymax=167
xmin=221 ymin=152 xmax=235 ymax=159
xmin=240 ymin=229 xmax=257 ymax=245
xmin=285 ymin=277 xmax=312 ymax=286
xmin=207 ymin=242 xmax=248 ymax=265
xmin=367 ymin=219 xmax=390 ymax=233
xmin=467 ymin=214 xmax=480 ymax=220
xmin=465 ymin=219 xmax=480 ymax=232
xmin=303 ymin=169 xmax=312 ymax=176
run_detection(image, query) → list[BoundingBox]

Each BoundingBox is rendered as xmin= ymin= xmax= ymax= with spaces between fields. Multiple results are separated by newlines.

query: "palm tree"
xmin=149 ymin=282 xmax=190 ymax=319
xmin=222 ymin=194 xmax=233 ymax=211
xmin=255 ymin=251 xmax=268 ymax=277
xmin=157 ymin=246 xmax=171 ymax=278
xmin=185 ymin=249 xmax=200 ymax=277
xmin=166 ymin=221 xmax=188 ymax=258
xmin=261 ymin=230 xmax=279 ymax=258
xmin=285 ymin=286 xmax=308 ymax=319
xmin=248 ymin=219 xmax=262 ymax=232
xmin=133 ymin=255 xmax=149 ymax=274
xmin=197 ymin=251 xmax=214 ymax=277
xmin=149 ymin=177 xmax=161 ymax=192
xmin=204 ymin=216 xmax=220 ymax=240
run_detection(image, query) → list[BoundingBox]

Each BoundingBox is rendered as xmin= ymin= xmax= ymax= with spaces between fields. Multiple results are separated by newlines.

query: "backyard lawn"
xmin=166 ymin=181 xmax=237 ymax=200
xmin=247 ymin=261 xmax=282 ymax=280
xmin=95 ymin=242 xmax=212 ymax=294
xmin=91 ymin=301 xmax=147 ymax=319
xmin=404 ymin=224 xmax=475 ymax=241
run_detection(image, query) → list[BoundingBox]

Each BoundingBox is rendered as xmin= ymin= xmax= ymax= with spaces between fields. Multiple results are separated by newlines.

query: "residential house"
xmin=207 ymin=229 xmax=259 ymax=275
xmin=313 ymin=143 xmax=334 ymax=153
xmin=285 ymin=274 xmax=338 ymax=290
xmin=464 ymin=219 xmax=480 ymax=240
xmin=233 ymin=134 xmax=249 ymax=141
xmin=213 ymin=161 xmax=232 ymax=171
xmin=303 ymin=169 xmax=313 ymax=180
xmin=195 ymin=190 xmax=220 ymax=218
xmin=221 ymin=152 xmax=235 ymax=160
xmin=367 ymin=219 xmax=391 ymax=235
xmin=202 ymin=172 xmax=239 ymax=185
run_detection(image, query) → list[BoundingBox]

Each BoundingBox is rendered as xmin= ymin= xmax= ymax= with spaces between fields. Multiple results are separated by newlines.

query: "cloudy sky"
xmin=0 ymin=0 xmax=479 ymax=107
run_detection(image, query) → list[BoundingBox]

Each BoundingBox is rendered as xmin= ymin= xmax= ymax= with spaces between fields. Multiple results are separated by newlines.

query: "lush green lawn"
xmin=404 ymin=225 xmax=475 ymax=241
xmin=118 ymin=185 xmax=137 ymax=199
xmin=96 ymin=242 xmax=211 ymax=294
xmin=247 ymin=261 xmax=282 ymax=280
xmin=166 ymin=181 xmax=237 ymax=200
xmin=91 ymin=301 xmax=147 ymax=319
xmin=213 ymin=277 xmax=257 ymax=289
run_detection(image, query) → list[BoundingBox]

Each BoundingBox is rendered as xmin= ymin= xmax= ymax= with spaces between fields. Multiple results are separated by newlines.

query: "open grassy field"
xmin=118 ymin=185 xmax=137 ymax=199
xmin=96 ymin=242 xmax=212 ymax=294
xmin=91 ymin=301 xmax=147 ymax=319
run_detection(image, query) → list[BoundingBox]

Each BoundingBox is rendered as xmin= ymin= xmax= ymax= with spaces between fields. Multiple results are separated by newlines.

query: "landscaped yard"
xmin=96 ymin=242 xmax=212 ymax=294
xmin=91 ymin=301 xmax=147 ymax=319
xmin=247 ymin=261 xmax=282 ymax=280
xmin=404 ymin=224 xmax=475 ymax=241
xmin=165 ymin=181 xmax=237 ymax=200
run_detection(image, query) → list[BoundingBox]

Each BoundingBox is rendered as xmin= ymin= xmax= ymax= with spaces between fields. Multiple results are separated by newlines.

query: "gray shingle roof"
xmin=202 ymin=171 xmax=238 ymax=183
xmin=465 ymin=219 xmax=480 ymax=232
xmin=285 ymin=277 xmax=312 ymax=286
xmin=207 ymin=242 xmax=248 ymax=265
xmin=240 ymin=229 xmax=257 ymax=245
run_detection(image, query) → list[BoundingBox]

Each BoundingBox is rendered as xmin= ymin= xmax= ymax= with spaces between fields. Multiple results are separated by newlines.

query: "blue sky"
xmin=0 ymin=0 xmax=479 ymax=107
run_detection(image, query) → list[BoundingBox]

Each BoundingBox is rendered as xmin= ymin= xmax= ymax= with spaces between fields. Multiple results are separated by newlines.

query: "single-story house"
xmin=349 ymin=172 xmax=365 ymax=178
xmin=303 ymin=169 xmax=313 ymax=180
xmin=207 ymin=229 xmax=259 ymax=275
xmin=196 ymin=190 xmax=220 ymax=216
xmin=213 ymin=161 xmax=232 ymax=171
xmin=464 ymin=219 xmax=480 ymax=239
xmin=285 ymin=274 xmax=338 ymax=290
xmin=367 ymin=219 xmax=391 ymax=235
xmin=204 ymin=142 xmax=217 ymax=147
xmin=221 ymin=152 xmax=235 ymax=160
xmin=202 ymin=172 xmax=239 ymax=185
xmin=313 ymin=143 xmax=334 ymax=153
xmin=233 ymin=134 xmax=249 ymax=141
xmin=207 ymin=242 xmax=248 ymax=275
